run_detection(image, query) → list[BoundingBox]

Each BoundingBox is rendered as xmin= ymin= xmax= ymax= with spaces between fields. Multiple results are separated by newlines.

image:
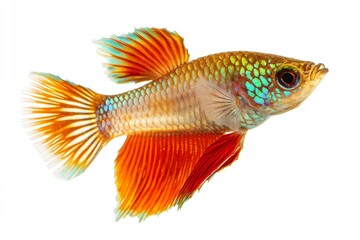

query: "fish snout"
xmin=310 ymin=63 xmax=328 ymax=81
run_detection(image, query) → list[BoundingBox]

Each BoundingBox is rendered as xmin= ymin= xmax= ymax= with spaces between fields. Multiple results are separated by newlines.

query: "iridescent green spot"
xmin=220 ymin=67 xmax=226 ymax=78
xmin=249 ymin=58 xmax=254 ymax=63
xmin=270 ymin=64 xmax=276 ymax=69
xmin=185 ymin=71 xmax=191 ymax=81
xmin=260 ymin=76 xmax=269 ymax=86
xmin=157 ymin=84 xmax=162 ymax=91
xmin=214 ymin=71 xmax=220 ymax=81
xmin=241 ymin=57 xmax=248 ymax=66
xmin=248 ymin=91 xmax=255 ymax=98
xmin=235 ymin=61 xmax=240 ymax=66
xmin=267 ymin=69 xmax=271 ymax=75
xmin=146 ymin=88 xmax=151 ymax=95
xmin=284 ymin=91 xmax=291 ymax=97
xmin=140 ymin=89 xmax=145 ymax=97
xmin=113 ymin=103 xmax=117 ymax=109
xmin=262 ymin=87 xmax=269 ymax=95
xmin=119 ymin=95 xmax=124 ymax=102
xmin=271 ymin=92 xmax=277 ymax=101
xmin=246 ymin=71 xmax=253 ymax=80
xmin=110 ymin=98 xmax=114 ymax=104
xmin=243 ymin=113 xmax=251 ymax=121
xmin=109 ymin=105 xmax=113 ymax=111
xmin=254 ymin=96 xmax=264 ymax=105
xmin=124 ymin=94 xmax=129 ymax=100
xmin=245 ymin=82 xmax=255 ymax=91
xmin=230 ymin=56 xmax=236 ymax=64
xmin=268 ymin=77 xmax=272 ymax=82
xmin=252 ymin=78 xmax=262 ymax=88
xmin=275 ymin=88 xmax=280 ymax=93
xmin=240 ymin=67 xmax=245 ymax=76
xmin=105 ymin=99 xmax=110 ymax=105
xmin=191 ymin=71 xmax=197 ymax=79
xmin=269 ymin=83 xmax=274 ymax=88
xmin=135 ymin=91 xmax=140 ymax=98
xmin=228 ymin=65 xmax=234 ymax=74
xmin=255 ymin=88 xmax=265 ymax=98
xmin=246 ymin=64 xmax=253 ymax=71
xmin=260 ymin=60 xmax=267 ymax=66
xmin=114 ymin=96 xmax=119 ymax=102
xmin=99 ymin=108 xmax=104 ymax=114
xmin=104 ymin=105 xmax=108 ymax=111
xmin=276 ymin=93 xmax=282 ymax=98
xmin=253 ymin=69 xmax=259 ymax=77
xmin=259 ymin=67 xmax=266 ymax=76
xmin=254 ymin=61 xmax=259 ymax=68
xmin=133 ymin=98 xmax=138 ymax=105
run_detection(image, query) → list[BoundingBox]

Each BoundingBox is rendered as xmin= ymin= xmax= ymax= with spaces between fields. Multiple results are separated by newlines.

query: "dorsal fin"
xmin=96 ymin=28 xmax=190 ymax=83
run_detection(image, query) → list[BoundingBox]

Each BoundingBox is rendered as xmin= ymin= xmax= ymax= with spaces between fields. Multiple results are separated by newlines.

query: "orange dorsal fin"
xmin=96 ymin=28 xmax=190 ymax=83
xmin=114 ymin=131 xmax=246 ymax=220
xmin=177 ymin=132 xmax=246 ymax=206
xmin=114 ymin=132 xmax=222 ymax=220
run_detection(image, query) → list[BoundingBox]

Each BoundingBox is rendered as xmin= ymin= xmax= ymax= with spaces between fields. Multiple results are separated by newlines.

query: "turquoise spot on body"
xmin=284 ymin=91 xmax=291 ymax=97
xmin=248 ymin=91 xmax=255 ymax=98
xmin=246 ymin=71 xmax=253 ymax=80
xmin=254 ymin=96 xmax=265 ymax=105
xmin=252 ymin=78 xmax=262 ymax=88
xmin=245 ymin=82 xmax=255 ymax=91
xmin=260 ymin=76 xmax=269 ymax=86
xmin=255 ymin=88 xmax=265 ymax=98
xmin=240 ymin=67 xmax=245 ymax=76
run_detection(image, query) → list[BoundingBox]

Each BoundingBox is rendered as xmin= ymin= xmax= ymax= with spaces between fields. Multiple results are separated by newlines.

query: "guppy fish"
xmin=24 ymin=28 xmax=328 ymax=220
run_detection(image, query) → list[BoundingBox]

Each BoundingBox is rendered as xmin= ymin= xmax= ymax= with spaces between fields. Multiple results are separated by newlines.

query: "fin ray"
xmin=177 ymin=132 xmax=246 ymax=206
xmin=97 ymin=28 xmax=190 ymax=83
xmin=24 ymin=73 xmax=109 ymax=179
xmin=114 ymin=132 xmax=222 ymax=220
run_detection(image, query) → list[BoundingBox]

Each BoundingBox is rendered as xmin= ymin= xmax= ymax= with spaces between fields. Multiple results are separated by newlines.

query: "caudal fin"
xmin=23 ymin=73 xmax=109 ymax=179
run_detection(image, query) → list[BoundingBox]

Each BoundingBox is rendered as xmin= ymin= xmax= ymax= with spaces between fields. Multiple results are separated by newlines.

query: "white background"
xmin=1 ymin=0 xmax=359 ymax=239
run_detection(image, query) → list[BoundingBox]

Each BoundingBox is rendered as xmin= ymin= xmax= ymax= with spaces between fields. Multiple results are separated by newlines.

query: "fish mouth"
xmin=310 ymin=63 xmax=328 ymax=81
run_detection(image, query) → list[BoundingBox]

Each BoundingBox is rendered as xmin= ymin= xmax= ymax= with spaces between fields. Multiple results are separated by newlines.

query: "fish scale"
xmin=95 ymin=52 xmax=277 ymax=138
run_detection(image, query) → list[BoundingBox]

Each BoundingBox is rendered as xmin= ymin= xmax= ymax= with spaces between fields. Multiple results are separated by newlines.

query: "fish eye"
xmin=276 ymin=67 xmax=300 ymax=90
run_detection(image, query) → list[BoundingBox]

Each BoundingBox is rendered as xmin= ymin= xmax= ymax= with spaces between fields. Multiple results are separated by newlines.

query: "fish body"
xmin=24 ymin=28 xmax=328 ymax=220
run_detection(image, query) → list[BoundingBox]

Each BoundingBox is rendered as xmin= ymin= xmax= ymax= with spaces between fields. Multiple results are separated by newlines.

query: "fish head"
xmin=235 ymin=53 xmax=328 ymax=116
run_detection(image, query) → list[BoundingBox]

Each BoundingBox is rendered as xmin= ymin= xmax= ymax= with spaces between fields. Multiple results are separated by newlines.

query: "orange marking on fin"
xmin=96 ymin=28 xmax=190 ymax=83
xmin=114 ymin=132 xmax=222 ymax=220
xmin=23 ymin=73 xmax=109 ymax=179
xmin=177 ymin=131 xmax=246 ymax=206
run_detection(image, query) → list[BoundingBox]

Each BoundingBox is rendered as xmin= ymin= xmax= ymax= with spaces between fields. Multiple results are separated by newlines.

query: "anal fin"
xmin=115 ymin=131 xmax=222 ymax=220
xmin=177 ymin=132 xmax=246 ymax=206
xmin=114 ymin=130 xmax=246 ymax=220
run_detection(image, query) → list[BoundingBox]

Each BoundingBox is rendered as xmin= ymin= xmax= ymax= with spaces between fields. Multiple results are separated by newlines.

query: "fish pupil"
xmin=281 ymin=72 xmax=294 ymax=84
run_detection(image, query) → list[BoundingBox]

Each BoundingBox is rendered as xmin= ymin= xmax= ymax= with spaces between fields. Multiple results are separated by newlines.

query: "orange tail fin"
xmin=23 ymin=73 xmax=109 ymax=179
